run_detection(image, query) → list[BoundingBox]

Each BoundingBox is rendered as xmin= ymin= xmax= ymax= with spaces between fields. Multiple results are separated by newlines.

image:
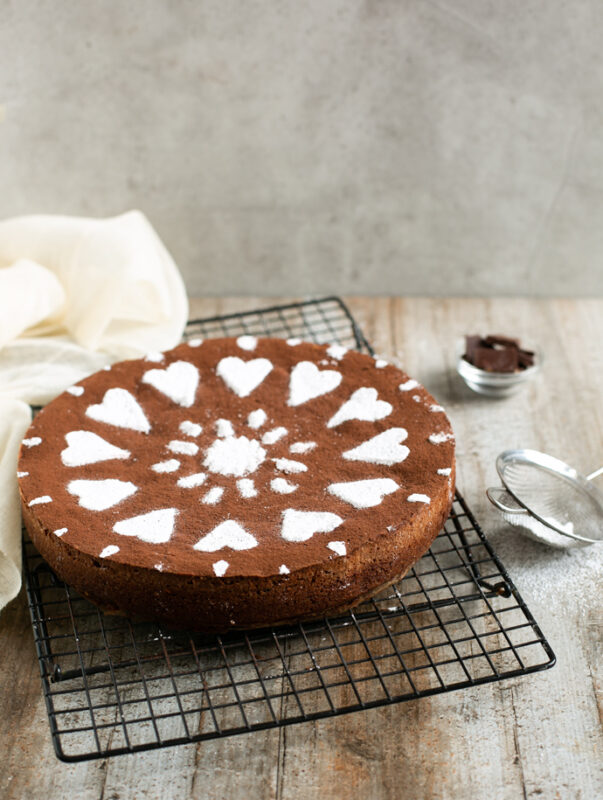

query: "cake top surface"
xmin=18 ymin=336 xmax=455 ymax=578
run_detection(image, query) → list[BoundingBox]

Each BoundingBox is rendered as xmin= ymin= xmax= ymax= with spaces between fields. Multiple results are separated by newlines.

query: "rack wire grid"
xmin=23 ymin=296 xmax=556 ymax=762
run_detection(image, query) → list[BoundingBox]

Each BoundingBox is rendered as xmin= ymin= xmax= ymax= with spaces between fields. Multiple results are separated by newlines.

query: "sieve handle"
xmin=486 ymin=487 xmax=528 ymax=515
xmin=586 ymin=466 xmax=603 ymax=481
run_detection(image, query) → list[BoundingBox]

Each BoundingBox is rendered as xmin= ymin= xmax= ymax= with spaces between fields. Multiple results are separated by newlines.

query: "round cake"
xmin=18 ymin=336 xmax=455 ymax=632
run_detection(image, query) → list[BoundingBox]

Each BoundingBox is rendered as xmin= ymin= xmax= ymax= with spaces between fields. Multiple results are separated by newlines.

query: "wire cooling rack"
xmin=23 ymin=297 xmax=555 ymax=762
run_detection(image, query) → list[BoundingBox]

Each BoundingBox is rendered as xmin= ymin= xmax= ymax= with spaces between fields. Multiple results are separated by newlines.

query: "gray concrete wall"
xmin=1 ymin=1 xmax=602 ymax=296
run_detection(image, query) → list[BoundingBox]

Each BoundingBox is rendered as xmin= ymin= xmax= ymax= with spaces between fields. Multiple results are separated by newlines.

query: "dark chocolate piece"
xmin=473 ymin=346 xmax=518 ymax=373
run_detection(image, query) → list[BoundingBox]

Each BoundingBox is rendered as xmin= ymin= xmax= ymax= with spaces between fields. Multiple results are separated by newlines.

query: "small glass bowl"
xmin=456 ymin=340 xmax=541 ymax=397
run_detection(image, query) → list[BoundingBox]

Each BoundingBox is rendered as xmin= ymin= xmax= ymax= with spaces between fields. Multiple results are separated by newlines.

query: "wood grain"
xmin=1 ymin=297 xmax=601 ymax=800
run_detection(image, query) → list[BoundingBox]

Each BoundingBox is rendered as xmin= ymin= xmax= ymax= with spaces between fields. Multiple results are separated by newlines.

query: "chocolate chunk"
xmin=463 ymin=334 xmax=535 ymax=373
xmin=473 ymin=346 xmax=519 ymax=373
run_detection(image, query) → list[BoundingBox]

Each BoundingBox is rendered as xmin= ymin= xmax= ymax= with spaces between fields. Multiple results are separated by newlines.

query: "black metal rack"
xmin=23 ymin=297 xmax=555 ymax=762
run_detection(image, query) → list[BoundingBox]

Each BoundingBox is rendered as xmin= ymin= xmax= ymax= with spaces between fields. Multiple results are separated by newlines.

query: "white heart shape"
xmin=216 ymin=357 xmax=273 ymax=397
xmin=327 ymin=478 xmax=399 ymax=509
xmin=113 ymin=508 xmax=177 ymax=544
xmin=142 ymin=361 xmax=199 ymax=407
xmin=288 ymin=361 xmax=342 ymax=407
xmin=281 ymin=509 xmax=343 ymax=542
xmin=342 ymin=428 xmax=409 ymax=465
xmin=67 ymin=479 xmax=138 ymax=511
xmin=61 ymin=431 xmax=131 ymax=467
xmin=86 ymin=388 xmax=150 ymax=433
xmin=193 ymin=520 xmax=258 ymax=552
xmin=327 ymin=387 xmax=392 ymax=428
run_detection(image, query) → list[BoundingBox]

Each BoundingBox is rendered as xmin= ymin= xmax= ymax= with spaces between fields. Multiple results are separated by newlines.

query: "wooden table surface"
xmin=2 ymin=297 xmax=602 ymax=800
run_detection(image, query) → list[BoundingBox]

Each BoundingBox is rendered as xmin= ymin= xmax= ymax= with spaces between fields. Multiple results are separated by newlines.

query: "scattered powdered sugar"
xmin=237 ymin=335 xmax=257 ymax=351
xmin=289 ymin=441 xmax=316 ymax=454
xmin=343 ymin=428 xmax=409 ymax=466
xmin=204 ymin=436 xmax=266 ymax=477
xmin=374 ymin=359 xmax=388 ymax=369
xmin=66 ymin=385 xmax=84 ymax=396
xmin=237 ymin=478 xmax=257 ymax=498
xmin=17 ymin=471 xmax=28 ymax=478
xmin=430 ymin=404 xmax=444 ymax=412
xmin=328 ymin=387 xmax=392 ymax=428
xmin=142 ymin=361 xmax=199 ymax=408
xmin=179 ymin=420 xmax=202 ymax=437
xmin=213 ymin=560 xmax=229 ymax=577
xmin=271 ymin=477 xmax=298 ymax=494
xmin=399 ymin=379 xmax=419 ymax=392
xmin=437 ymin=467 xmax=452 ymax=476
xmin=100 ymin=545 xmax=119 ymax=558
xmin=61 ymin=430 xmax=130 ymax=467
xmin=113 ymin=508 xmax=177 ymax=544
xmin=151 ymin=459 xmax=180 ymax=474
xmin=328 ymin=478 xmax=399 ymax=508
xmin=28 ymin=495 xmax=52 ymax=506
xmin=274 ymin=458 xmax=307 ymax=474
xmin=262 ymin=427 xmax=287 ymax=445
xmin=144 ymin=352 xmax=164 ymax=362
xmin=247 ymin=409 xmax=267 ymax=429
xmin=217 ymin=356 xmax=273 ymax=397
xmin=412 ymin=395 xmax=421 ymax=403
xmin=429 ymin=432 xmax=454 ymax=445
xmin=202 ymin=487 xmax=224 ymax=505
xmin=215 ymin=419 xmax=235 ymax=438
xmin=177 ymin=472 xmax=206 ymax=489
xmin=53 ymin=528 xmax=67 ymax=536
xmin=408 ymin=493 xmax=430 ymax=503
xmin=281 ymin=509 xmax=343 ymax=542
xmin=68 ymin=479 xmax=137 ymax=511
xmin=327 ymin=541 xmax=347 ymax=556
xmin=286 ymin=338 xmax=302 ymax=346
xmin=167 ymin=440 xmax=199 ymax=456
xmin=86 ymin=388 xmax=150 ymax=433
xmin=154 ymin=563 xmax=164 ymax=572
xmin=288 ymin=361 xmax=342 ymax=407
xmin=194 ymin=520 xmax=257 ymax=552
xmin=22 ymin=437 xmax=42 ymax=447
xmin=326 ymin=344 xmax=348 ymax=360
xmin=188 ymin=338 xmax=203 ymax=347
xmin=279 ymin=564 xmax=290 ymax=575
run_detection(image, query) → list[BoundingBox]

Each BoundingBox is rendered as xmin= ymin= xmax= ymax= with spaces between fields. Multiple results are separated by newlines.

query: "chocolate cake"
xmin=18 ymin=336 xmax=455 ymax=632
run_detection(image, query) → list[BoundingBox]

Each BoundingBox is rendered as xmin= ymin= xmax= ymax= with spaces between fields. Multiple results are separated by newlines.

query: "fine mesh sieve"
xmin=487 ymin=449 xmax=603 ymax=549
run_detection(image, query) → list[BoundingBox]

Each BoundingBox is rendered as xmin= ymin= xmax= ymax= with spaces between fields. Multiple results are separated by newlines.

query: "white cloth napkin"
xmin=0 ymin=211 xmax=188 ymax=612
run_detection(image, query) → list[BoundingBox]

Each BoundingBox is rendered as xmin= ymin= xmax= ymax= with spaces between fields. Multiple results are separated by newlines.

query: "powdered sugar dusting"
xmin=343 ymin=428 xmax=409 ymax=465
xmin=17 ymin=471 xmax=28 ymax=478
xmin=216 ymin=419 xmax=235 ymax=438
xmin=288 ymin=361 xmax=342 ymax=406
xmin=53 ymin=528 xmax=67 ymax=537
xmin=177 ymin=472 xmax=206 ymax=489
xmin=247 ymin=409 xmax=267 ymax=429
xmin=68 ymin=479 xmax=137 ymax=511
xmin=217 ymin=357 xmax=273 ymax=397
xmin=61 ymin=431 xmax=130 ymax=467
xmin=142 ymin=361 xmax=199 ymax=408
xmin=144 ymin=352 xmax=164 ymax=362
xmin=408 ymin=493 xmax=431 ymax=503
xmin=167 ymin=440 xmax=199 ymax=456
xmin=375 ymin=359 xmax=388 ymax=368
xmin=429 ymin=432 xmax=454 ymax=445
xmin=286 ymin=338 xmax=301 ymax=346
xmin=66 ymin=385 xmax=84 ymax=396
xmin=113 ymin=508 xmax=177 ymax=544
xmin=179 ymin=420 xmax=202 ymax=437
xmin=100 ymin=545 xmax=119 ymax=558
xmin=281 ymin=509 xmax=343 ymax=542
xmin=237 ymin=478 xmax=257 ymax=498
xmin=328 ymin=387 xmax=392 ymax=428
xmin=274 ymin=458 xmax=307 ymax=474
xmin=213 ymin=560 xmax=229 ymax=577
xmin=28 ymin=495 xmax=52 ymax=506
xmin=327 ymin=344 xmax=348 ymax=360
xmin=202 ymin=486 xmax=224 ymax=505
xmin=328 ymin=478 xmax=399 ymax=508
xmin=194 ymin=520 xmax=258 ymax=552
xmin=86 ymin=388 xmax=150 ymax=433
xmin=188 ymin=338 xmax=203 ymax=347
xmin=437 ymin=467 xmax=452 ymax=476
xmin=151 ymin=459 xmax=180 ymax=474
xmin=289 ymin=441 xmax=316 ymax=454
xmin=327 ymin=541 xmax=347 ymax=556
xmin=399 ymin=379 xmax=419 ymax=392
xmin=237 ymin=335 xmax=257 ymax=351
xmin=204 ymin=436 xmax=266 ymax=477
xmin=262 ymin=427 xmax=288 ymax=445
xmin=279 ymin=564 xmax=290 ymax=574
xmin=23 ymin=437 xmax=42 ymax=447
xmin=271 ymin=477 xmax=298 ymax=494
